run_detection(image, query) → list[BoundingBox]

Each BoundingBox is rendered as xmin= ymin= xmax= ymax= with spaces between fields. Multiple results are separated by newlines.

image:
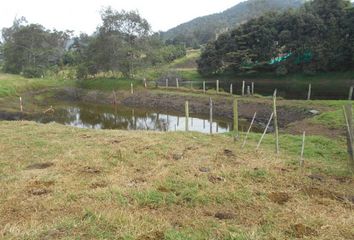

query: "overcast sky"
xmin=0 ymin=0 xmax=242 ymax=34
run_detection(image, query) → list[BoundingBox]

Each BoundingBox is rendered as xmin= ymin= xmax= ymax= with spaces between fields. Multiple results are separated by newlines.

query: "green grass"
xmin=305 ymin=102 xmax=353 ymax=129
xmin=230 ymin=131 xmax=350 ymax=176
xmin=168 ymin=49 xmax=200 ymax=69
xmin=77 ymin=77 xmax=143 ymax=91
xmin=0 ymin=72 xmax=74 ymax=98
xmin=215 ymin=70 xmax=354 ymax=82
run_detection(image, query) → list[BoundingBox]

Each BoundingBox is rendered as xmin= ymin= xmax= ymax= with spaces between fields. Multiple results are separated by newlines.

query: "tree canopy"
xmin=0 ymin=8 xmax=186 ymax=79
xmin=1 ymin=17 xmax=71 ymax=77
xmin=197 ymin=0 xmax=354 ymax=76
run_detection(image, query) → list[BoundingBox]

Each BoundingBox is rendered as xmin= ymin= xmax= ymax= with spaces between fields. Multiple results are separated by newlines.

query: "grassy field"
xmin=0 ymin=121 xmax=353 ymax=239
xmin=1 ymin=68 xmax=354 ymax=239
xmin=0 ymin=73 xmax=74 ymax=98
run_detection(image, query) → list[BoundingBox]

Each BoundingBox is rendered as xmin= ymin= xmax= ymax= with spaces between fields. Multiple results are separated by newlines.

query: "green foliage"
xmin=1 ymin=18 xmax=71 ymax=77
xmin=72 ymin=8 xmax=186 ymax=79
xmin=198 ymin=0 xmax=354 ymax=76
xmin=76 ymin=64 xmax=89 ymax=80
xmin=22 ymin=66 xmax=43 ymax=78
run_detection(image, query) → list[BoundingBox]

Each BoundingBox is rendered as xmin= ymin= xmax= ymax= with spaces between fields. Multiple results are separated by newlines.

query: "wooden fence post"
xmin=209 ymin=97 xmax=213 ymax=134
xmin=185 ymin=101 xmax=189 ymax=131
xmin=233 ymin=98 xmax=239 ymax=141
xmin=343 ymin=104 xmax=354 ymax=169
xmin=176 ymin=78 xmax=179 ymax=89
xmin=256 ymin=112 xmax=274 ymax=150
xmin=242 ymin=81 xmax=245 ymax=96
xmin=300 ymin=131 xmax=306 ymax=168
xmin=216 ymin=80 xmax=219 ymax=93
xmin=349 ymin=86 xmax=353 ymax=100
xmin=143 ymin=78 xmax=147 ymax=88
xmin=19 ymin=97 xmax=23 ymax=112
xmin=247 ymin=86 xmax=251 ymax=96
xmin=166 ymin=79 xmax=169 ymax=89
xmin=307 ymin=84 xmax=312 ymax=100
xmin=230 ymin=84 xmax=233 ymax=95
xmin=112 ymin=90 xmax=117 ymax=105
xmin=203 ymin=81 xmax=206 ymax=94
xmin=251 ymin=82 xmax=254 ymax=95
xmin=242 ymin=112 xmax=257 ymax=148
xmin=273 ymin=89 xmax=279 ymax=154
xmin=130 ymin=83 xmax=134 ymax=94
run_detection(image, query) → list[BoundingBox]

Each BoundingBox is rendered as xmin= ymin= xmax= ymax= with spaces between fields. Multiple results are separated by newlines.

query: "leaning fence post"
xmin=300 ymin=131 xmax=306 ymax=168
xmin=185 ymin=101 xmax=189 ymax=132
xmin=130 ymin=83 xmax=134 ymax=94
xmin=112 ymin=90 xmax=117 ymax=105
xmin=242 ymin=81 xmax=245 ymax=96
xmin=233 ymin=98 xmax=239 ymax=141
xmin=343 ymin=104 xmax=354 ymax=169
xmin=273 ymin=89 xmax=279 ymax=154
xmin=176 ymin=78 xmax=179 ymax=89
xmin=19 ymin=97 xmax=23 ymax=112
xmin=256 ymin=112 xmax=274 ymax=150
xmin=216 ymin=80 xmax=219 ymax=94
xmin=349 ymin=86 xmax=353 ymax=100
xmin=307 ymin=84 xmax=312 ymax=100
xmin=242 ymin=112 xmax=257 ymax=148
xmin=209 ymin=97 xmax=213 ymax=134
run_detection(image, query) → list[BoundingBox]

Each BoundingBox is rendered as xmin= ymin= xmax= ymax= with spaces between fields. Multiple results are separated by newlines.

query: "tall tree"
xmin=1 ymin=18 xmax=71 ymax=77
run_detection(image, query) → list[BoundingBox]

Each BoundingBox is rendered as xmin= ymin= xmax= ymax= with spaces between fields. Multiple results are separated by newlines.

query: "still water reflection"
xmin=36 ymin=102 xmax=233 ymax=133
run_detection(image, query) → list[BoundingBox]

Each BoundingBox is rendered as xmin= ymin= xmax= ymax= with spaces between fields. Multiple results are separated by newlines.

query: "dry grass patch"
xmin=0 ymin=121 xmax=353 ymax=239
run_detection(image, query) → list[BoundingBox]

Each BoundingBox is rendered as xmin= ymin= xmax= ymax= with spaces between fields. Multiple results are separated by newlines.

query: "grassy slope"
xmin=0 ymin=121 xmax=353 ymax=239
xmin=0 ymin=73 xmax=73 ymax=98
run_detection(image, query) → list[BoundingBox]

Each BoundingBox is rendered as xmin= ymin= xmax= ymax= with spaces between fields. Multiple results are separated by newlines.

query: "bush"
xmin=22 ymin=67 xmax=43 ymax=78
xmin=76 ymin=64 xmax=89 ymax=80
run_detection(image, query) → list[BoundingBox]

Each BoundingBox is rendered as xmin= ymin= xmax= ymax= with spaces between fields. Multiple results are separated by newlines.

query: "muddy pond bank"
xmin=0 ymin=87 xmax=314 ymax=132
xmin=121 ymin=91 xmax=311 ymax=128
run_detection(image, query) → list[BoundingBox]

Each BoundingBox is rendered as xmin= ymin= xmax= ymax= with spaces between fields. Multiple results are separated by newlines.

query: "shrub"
xmin=22 ymin=67 xmax=43 ymax=78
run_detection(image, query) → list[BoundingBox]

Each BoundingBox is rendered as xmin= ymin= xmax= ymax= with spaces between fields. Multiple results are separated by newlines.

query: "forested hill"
xmin=162 ymin=0 xmax=304 ymax=47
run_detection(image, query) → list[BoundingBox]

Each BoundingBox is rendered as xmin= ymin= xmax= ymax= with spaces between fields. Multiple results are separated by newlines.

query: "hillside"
xmin=162 ymin=0 xmax=304 ymax=47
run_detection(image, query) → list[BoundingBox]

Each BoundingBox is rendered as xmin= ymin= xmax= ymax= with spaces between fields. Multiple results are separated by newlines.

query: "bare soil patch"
xmin=268 ymin=192 xmax=290 ymax=204
xmin=25 ymin=162 xmax=54 ymax=170
xmin=290 ymin=223 xmax=318 ymax=238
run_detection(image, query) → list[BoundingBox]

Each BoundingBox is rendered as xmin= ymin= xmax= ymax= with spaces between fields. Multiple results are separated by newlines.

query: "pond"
xmin=170 ymin=79 xmax=354 ymax=100
xmin=32 ymin=102 xmax=245 ymax=133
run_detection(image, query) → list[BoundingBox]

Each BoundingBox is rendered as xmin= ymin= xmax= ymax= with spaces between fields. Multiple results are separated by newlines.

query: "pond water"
xmin=33 ymin=102 xmax=245 ymax=133
xmin=174 ymin=79 xmax=354 ymax=100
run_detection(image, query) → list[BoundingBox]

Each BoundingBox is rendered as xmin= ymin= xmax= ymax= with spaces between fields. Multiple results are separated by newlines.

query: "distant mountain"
xmin=162 ymin=0 xmax=304 ymax=47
